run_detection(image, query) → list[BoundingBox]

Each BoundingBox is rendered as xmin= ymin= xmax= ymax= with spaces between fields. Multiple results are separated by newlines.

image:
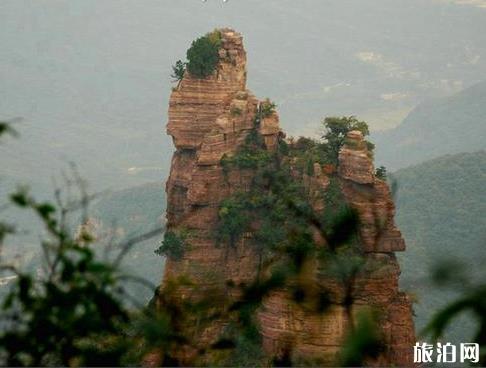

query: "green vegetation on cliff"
xmin=186 ymin=30 xmax=222 ymax=78
xmin=321 ymin=116 xmax=373 ymax=164
xmin=394 ymin=151 xmax=486 ymax=344
xmin=214 ymin=120 xmax=379 ymax=366
xmin=171 ymin=30 xmax=222 ymax=82
xmin=221 ymin=129 xmax=272 ymax=171
xmin=217 ymin=116 xmax=373 ymax=257
xmin=155 ymin=230 xmax=187 ymax=261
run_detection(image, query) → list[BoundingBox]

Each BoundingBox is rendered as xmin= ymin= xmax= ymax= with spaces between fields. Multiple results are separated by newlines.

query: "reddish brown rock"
xmin=338 ymin=130 xmax=375 ymax=184
xmin=339 ymin=131 xmax=406 ymax=253
xmin=160 ymin=28 xmax=415 ymax=366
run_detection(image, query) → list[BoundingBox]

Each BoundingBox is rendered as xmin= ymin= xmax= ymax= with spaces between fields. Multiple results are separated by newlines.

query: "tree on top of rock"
xmin=321 ymin=116 xmax=372 ymax=165
xmin=186 ymin=30 xmax=222 ymax=78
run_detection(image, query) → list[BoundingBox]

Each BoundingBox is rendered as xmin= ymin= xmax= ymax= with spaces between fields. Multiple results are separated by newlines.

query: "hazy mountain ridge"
xmin=374 ymin=80 xmax=486 ymax=169
xmin=394 ymin=151 xmax=486 ymax=342
xmin=1 ymin=0 xmax=486 ymax=195
xmin=90 ymin=182 xmax=166 ymax=238
xmin=83 ymin=151 xmax=486 ymax=341
xmin=85 ymin=182 xmax=166 ymax=302
xmin=75 ymin=151 xmax=486 ymax=341
xmin=0 ymin=182 xmax=166 ymax=305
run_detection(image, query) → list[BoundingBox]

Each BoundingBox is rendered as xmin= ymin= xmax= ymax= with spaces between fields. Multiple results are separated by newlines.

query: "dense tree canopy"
xmin=321 ymin=116 xmax=371 ymax=165
xmin=186 ymin=31 xmax=221 ymax=78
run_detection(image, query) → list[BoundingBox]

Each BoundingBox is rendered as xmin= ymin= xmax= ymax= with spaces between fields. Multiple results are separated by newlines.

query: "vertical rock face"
xmin=162 ymin=31 xmax=281 ymax=359
xmin=161 ymin=28 xmax=415 ymax=366
xmin=258 ymin=132 xmax=414 ymax=365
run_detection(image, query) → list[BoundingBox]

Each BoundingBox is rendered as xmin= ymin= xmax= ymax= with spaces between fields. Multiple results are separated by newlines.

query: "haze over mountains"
xmin=374 ymin=80 xmax=486 ymax=169
xmin=1 ymin=2 xmax=485 ymax=343
xmin=395 ymin=151 xmax=486 ymax=343
xmin=1 ymin=0 xmax=486 ymax=195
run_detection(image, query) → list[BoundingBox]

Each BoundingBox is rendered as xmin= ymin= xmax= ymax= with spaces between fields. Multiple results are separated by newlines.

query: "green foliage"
xmin=212 ymin=112 xmax=387 ymax=365
xmin=395 ymin=151 xmax=486 ymax=344
xmin=155 ymin=231 xmax=187 ymax=260
xmin=0 ymin=189 xmax=131 ymax=366
xmin=260 ymin=99 xmax=277 ymax=118
xmin=293 ymin=136 xmax=316 ymax=151
xmin=230 ymin=106 xmax=242 ymax=116
xmin=217 ymin=195 xmax=252 ymax=247
xmin=229 ymin=335 xmax=265 ymax=366
xmin=0 ymin=157 xmax=377 ymax=367
xmin=0 ymin=114 xmax=422 ymax=366
xmin=244 ymin=128 xmax=265 ymax=148
xmin=305 ymin=158 xmax=315 ymax=176
xmin=214 ymin=157 xmax=376 ymax=365
xmin=0 ymin=121 xmax=18 ymax=139
xmin=423 ymin=261 xmax=486 ymax=365
xmin=338 ymin=310 xmax=383 ymax=366
xmin=221 ymin=129 xmax=271 ymax=170
xmin=278 ymin=139 xmax=289 ymax=155
xmin=287 ymin=136 xmax=332 ymax=174
xmin=78 ymin=182 xmax=167 ymax=304
xmin=320 ymin=177 xmax=349 ymax=232
xmin=321 ymin=116 xmax=372 ymax=165
xmin=170 ymin=60 xmax=186 ymax=82
xmin=375 ymin=165 xmax=387 ymax=180
xmin=221 ymin=149 xmax=271 ymax=171
xmin=366 ymin=140 xmax=375 ymax=152
xmin=0 ymin=223 xmax=15 ymax=245
xmin=186 ymin=30 xmax=221 ymax=78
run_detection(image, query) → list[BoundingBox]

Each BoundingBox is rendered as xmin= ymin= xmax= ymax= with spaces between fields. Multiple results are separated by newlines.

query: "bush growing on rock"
xmin=375 ymin=165 xmax=387 ymax=180
xmin=155 ymin=231 xmax=187 ymax=260
xmin=170 ymin=60 xmax=186 ymax=82
xmin=186 ymin=30 xmax=222 ymax=78
xmin=260 ymin=99 xmax=277 ymax=118
xmin=321 ymin=116 xmax=373 ymax=165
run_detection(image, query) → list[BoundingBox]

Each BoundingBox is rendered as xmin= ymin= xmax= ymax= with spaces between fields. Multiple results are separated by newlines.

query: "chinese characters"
xmin=414 ymin=342 xmax=479 ymax=364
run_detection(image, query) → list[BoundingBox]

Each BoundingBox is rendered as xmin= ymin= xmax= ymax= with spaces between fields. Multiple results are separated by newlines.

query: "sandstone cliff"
xmin=159 ymin=28 xmax=415 ymax=366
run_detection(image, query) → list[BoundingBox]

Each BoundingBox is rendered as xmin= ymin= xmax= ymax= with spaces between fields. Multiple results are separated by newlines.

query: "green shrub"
xmin=171 ymin=60 xmax=186 ymax=82
xmin=186 ymin=30 xmax=221 ymax=78
xmin=155 ymin=231 xmax=187 ymax=260
xmin=217 ymin=196 xmax=252 ymax=246
xmin=230 ymin=106 xmax=243 ymax=116
xmin=305 ymin=158 xmax=315 ymax=176
xmin=375 ymin=166 xmax=387 ymax=180
xmin=221 ymin=129 xmax=272 ymax=170
xmin=321 ymin=177 xmax=349 ymax=232
xmin=0 ymin=188 xmax=132 ymax=366
xmin=294 ymin=137 xmax=316 ymax=151
xmin=260 ymin=99 xmax=277 ymax=118
xmin=278 ymin=139 xmax=290 ymax=156
xmin=287 ymin=137 xmax=331 ymax=174
xmin=231 ymin=150 xmax=271 ymax=169
xmin=321 ymin=116 xmax=373 ymax=165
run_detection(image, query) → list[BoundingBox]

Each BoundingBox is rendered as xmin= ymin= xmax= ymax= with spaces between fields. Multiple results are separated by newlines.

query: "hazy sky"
xmin=1 ymin=0 xmax=485 ymax=194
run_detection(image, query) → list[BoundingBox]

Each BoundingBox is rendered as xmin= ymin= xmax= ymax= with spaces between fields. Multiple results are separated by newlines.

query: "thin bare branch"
xmin=113 ymin=226 xmax=165 ymax=268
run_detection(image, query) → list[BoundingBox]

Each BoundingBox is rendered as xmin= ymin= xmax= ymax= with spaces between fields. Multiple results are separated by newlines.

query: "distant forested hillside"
xmin=0 ymin=182 xmax=167 ymax=306
xmin=3 ymin=152 xmax=486 ymax=337
xmin=394 ymin=151 xmax=486 ymax=343
xmin=374 ymin=81 xmax=486 ymax=170
xmin=89 ymin=182 xmax=166 ymax=303
xmin=2 ymin=0 xmax=486 ymax=194
xmin=91 ymin=182 xmax=166 ymax=238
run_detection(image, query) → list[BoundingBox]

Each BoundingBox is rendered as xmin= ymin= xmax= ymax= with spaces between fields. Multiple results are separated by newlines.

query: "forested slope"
xmin=394 ymin=151 xmax=486 ymax=342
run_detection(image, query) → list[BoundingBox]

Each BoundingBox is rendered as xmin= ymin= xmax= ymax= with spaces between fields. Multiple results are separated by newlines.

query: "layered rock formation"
xmin=160 ymin=28 xmax=415 ymax=366
xmin=258 ymin=133 xmax=414 ymax=365
xmin=164 ymin=29 xmax=273 ymax=298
